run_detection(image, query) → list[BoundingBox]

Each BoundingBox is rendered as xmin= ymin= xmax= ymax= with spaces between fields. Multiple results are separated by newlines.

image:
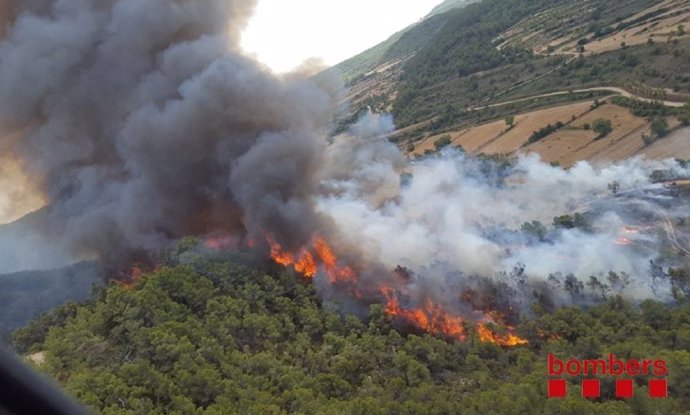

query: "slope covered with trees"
xmin=392 ymin=0 xmax=670 ymax=127
xmin=12 ymin=244 xmax=690 ymax=414
xmin=337 ymin=0 xmax=690 ymax=147
xmin=333 ymin=0 xmax=476 ymax=83
xmin=400 ymin=0 xmax=663 ymax=87
xmin=425 ymin=0 xmax=477 ymax=18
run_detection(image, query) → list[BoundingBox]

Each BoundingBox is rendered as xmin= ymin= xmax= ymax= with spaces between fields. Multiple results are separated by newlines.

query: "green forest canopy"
xmin=12 ymin=246 xmax=690 ymax=414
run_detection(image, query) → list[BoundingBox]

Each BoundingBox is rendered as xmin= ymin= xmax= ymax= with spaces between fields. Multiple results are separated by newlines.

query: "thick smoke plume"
xmin=0 ymin=0 xmax=343 ymax=272
xmin=0 ymin=0 xmax=688 ymax=322
xmin=321 ymin=120 xmax=690 ymax=308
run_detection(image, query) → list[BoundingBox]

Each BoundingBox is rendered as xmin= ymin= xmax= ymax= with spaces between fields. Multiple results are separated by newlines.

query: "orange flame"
xmin=294 ymin=251 xmax=317 ymax=277
xmin=476 ymin=323 xmax=528 ymax=347
xmin=118 ymin=265 xmax=145 ymax=289
xmin=313 ymin=238 xmax=357 ymax=284
xmin=270 ymin=240 xmax=317 ymax=278
xmin=269 ymin=237 xmax=356 ymax=281
xmin=267 ymin=234 xmax=527 ymax=347
xmin=382 ymin=287 xmax=466 ymax=340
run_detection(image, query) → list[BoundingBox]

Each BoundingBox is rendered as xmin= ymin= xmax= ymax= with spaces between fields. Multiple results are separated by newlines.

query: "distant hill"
xmin=333 ymin=0 xmax=476 ymax=83
xmin=425 ymin=0 xmax=477 ymax=18
xmin=335 ymin=0 xmax=690 ymax=165
xmin=0 ymin=207 xmax=75 ymax=274
xmin=0 ymin=261 xmax=101 ymax=340
xmin=0 ymin=207 xmax=99 ymax=341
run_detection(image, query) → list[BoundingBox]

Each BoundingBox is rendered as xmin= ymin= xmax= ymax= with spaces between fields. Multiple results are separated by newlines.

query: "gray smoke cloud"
xmin=0 ymin=0 xmax=687 ymax=326
xmin=0 ymin=0 xmax=344 ymax=272
xmin=320 ymin=113 xmax=690 ymax=313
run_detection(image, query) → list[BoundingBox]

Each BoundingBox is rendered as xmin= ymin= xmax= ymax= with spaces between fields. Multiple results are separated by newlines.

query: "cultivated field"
xmin=412 ymin=100 xmax=596 ymax=156
xmin=411 ymin=98 xmax=689 ymax=167
xmin=556 ymin=0 xmax=690 ymax=55
xmin=527 ymin=103 xmax=649 ymax=167
xmin=640 ymin=125 xmax=690 ymax=159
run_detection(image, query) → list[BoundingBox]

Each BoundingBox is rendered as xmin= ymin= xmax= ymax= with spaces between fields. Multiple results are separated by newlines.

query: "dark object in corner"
xmin=0 ymin=345 xmax=90 ymax=415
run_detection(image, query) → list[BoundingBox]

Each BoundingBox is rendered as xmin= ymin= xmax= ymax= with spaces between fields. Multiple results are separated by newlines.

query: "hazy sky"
xmin=241 ymin=0 xmax=442 ymax=73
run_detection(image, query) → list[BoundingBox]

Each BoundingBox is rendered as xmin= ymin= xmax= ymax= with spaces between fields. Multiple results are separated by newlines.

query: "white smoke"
xmin=0 ymin=0 xmax=686 ymax=314
xmin=319 ymin=113 xmax=689 ymax=302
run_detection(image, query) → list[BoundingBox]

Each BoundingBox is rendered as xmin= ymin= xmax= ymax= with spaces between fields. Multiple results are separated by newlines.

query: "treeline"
xmin=527 ymin=121 xmax=564 ymax=145
xmin=11 ymin=246 xmax=690 ymax=414
xmin=398 ymin=0 xmax=663 ymax=90
xmin=400 ymin=0 xmax=562 ymax=87
xmin=392 ymin=0 xmax=541 ymax=127
xmin=612 ymin=96 xmax=690 ymax=123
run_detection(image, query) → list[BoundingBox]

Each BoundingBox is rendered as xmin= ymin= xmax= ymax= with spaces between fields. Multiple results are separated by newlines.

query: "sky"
xmin=240 ymin=0 xmax=443 ymax=73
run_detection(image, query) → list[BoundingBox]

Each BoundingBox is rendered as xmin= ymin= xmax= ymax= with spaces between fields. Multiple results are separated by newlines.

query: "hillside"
xmin=426 ymin=0 xmax=477 ymax=18
xmin=410 ymin=95 xmax=690 ymax=166
xmin=4 ymin=0 xmax=690 ymax=413
xmin=0 ymin=207 xmax=103 ymax=341
xmin=0 ymin=207 xmax=75 ymax=275
xmin=333 ymin=0 xmax=476 ymax=83
xmin=337 ymin=0 xmax=690 ymax=166
xmin=0 ymin=261 xmax=101 ymax=340
xmin=12 ymin=246 xmax=690 ymax=414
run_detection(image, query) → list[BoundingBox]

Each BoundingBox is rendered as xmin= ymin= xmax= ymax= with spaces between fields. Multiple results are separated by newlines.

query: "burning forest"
xmin=1 ymin=0 xmax=690 ymax=348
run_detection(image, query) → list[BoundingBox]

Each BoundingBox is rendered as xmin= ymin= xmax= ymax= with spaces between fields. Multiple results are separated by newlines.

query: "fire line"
xmin=267 ymin=235 xmax=528 ymax=346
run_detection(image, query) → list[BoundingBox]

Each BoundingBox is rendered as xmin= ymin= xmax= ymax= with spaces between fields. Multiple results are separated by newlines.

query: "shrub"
xmin=650 ymin=117 xmax=669 ymax=138
xmin=592 ymin=118 xmax=613 ymax=138
xmin=434 ymin=134 xmax=452 ymax=151
xmin=527 ymin=123 xmax=564 ymax=144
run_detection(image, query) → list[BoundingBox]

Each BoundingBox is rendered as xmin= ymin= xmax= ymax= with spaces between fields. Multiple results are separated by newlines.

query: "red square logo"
xmin=615 ymin=379 xmax=634 ymax=399
xmin=548 ymin=379 xmax=567 ymax=398
xmin=649 ymin=379 xmax=667 ymax=398
xmin=582 ymin=379 xmax=600 ymax=399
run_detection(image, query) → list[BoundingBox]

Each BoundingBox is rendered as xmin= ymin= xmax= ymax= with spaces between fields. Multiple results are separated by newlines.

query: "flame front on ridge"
xmin=266 ymin=235 xmax=528 ymax=347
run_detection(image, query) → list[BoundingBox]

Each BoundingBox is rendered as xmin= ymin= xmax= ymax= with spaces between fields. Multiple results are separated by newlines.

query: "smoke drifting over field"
xmin=0 ymin=0 xmax=688 ymax=327
xmin=322 ymin=120 xmax=690 ymax=305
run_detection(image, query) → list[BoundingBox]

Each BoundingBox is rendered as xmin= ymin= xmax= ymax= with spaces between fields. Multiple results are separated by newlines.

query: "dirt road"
xmin=470 ymin=87 xmax=688 ymax=112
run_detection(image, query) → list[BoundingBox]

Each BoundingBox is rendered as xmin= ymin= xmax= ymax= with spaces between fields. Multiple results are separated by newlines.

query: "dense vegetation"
xmin=336 ymin=0 xmax=688 ymax=141
xmin=527 ymin=122 xmax=565 ymax=145
xmin=425 ymin=0 xmax=477 ymax=18
xmin=520 ymin=39 xmax=690 ymax=102
xmin=611 ymin=96 xmax=690 ymax=119
xmin=12 ymin=245 xmax=690 ymax=414
xmin=385 ymin=0 xmax=689 ymax=128
xmin=394 ymin=35 xmax=689 ymax=131
xmin=333 ymin=0 xmax=474 ymax=83
xmin=400 ymin=0 xmax=552 ymax=87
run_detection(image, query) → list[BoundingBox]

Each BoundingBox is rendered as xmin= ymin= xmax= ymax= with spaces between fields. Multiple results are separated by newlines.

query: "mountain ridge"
xmin=333 ymin=0 xmax=477 ymax=83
